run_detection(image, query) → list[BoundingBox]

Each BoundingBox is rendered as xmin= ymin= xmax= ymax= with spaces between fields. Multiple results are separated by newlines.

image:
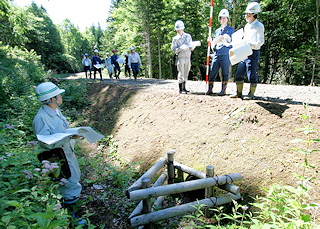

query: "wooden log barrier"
xmin=129 ymin=170 xmax=168 ymax=219
xmin=126 ymin=156 xmax=167 ymax=195
xmin=128 ymin=173 xmax=242 ymax=201
xmin=129 ymin=192 xmax=242 ymax=227
xmin=218 ymin=184 xmax=240 ymax=195
xmin=174 ymin=161 xmax=206 ymax=179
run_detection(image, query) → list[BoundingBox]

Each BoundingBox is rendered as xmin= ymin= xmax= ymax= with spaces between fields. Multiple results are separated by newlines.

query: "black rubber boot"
xmin=206 ymin=83 xmax=214 ymax=95
xmin=218 ymin=82 xmax=228 ymax=96
xmin=179 ymin=83 xmax=183 ymax=93
xmin=182 ymin=82 xmax=189 ymax=93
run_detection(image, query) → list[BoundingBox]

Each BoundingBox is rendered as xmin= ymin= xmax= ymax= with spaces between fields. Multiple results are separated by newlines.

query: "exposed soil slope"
xmin=68 ymin=74 xmax=320 ymax=227
xmin=85 ymin=78 xmax=319 ymax=196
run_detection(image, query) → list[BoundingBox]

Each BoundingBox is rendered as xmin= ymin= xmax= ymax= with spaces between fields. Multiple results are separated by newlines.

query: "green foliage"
xmin=0 ymin=124 xmax=71 ymax=228
xmin=85 ymin=136 xmax=140 ymax=187
xmin=58 ymin=20 xmax=93 ymax=72
xmin=58 ymin=80 xmax=90 ymax=110
xmin=260 ymin=0 xmax=319 ymax=85
xmin=0 ymin=42 xmax=45 ymax=120
xmin=251 ymin=184 xmax=317 ymax=228
xmin=24 ymin=3 xmax=67 ymax=73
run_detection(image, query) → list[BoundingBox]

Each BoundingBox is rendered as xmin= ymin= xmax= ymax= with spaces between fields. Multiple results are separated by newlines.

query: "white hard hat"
xmin=94 ymin=49 xmax=99 ymax=53
xmin=174 ymin=20 xmax=185 ymax=30
xmin=245 ymin=2 xmax=261 ymax=13
xmin=123 ymin=52 xmax=128 ymax=56
xmin=218 ymin=9 xmax=230 ymax=20
xmin=130 ymin=47 xmax=135 ymax=51
xmin=35 ymin=82 xmax=65 ymax=101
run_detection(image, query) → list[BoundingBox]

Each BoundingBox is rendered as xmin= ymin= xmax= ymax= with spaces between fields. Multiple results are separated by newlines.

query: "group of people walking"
xmin=172 ymin=2 xmax=264 ymax=100
xmin=82 ymin=47 xmax=142 ymax=81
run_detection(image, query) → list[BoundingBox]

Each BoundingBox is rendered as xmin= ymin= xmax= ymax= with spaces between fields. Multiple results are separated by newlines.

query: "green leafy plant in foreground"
xmin=0 ymin=148 xmax=70 ymax=228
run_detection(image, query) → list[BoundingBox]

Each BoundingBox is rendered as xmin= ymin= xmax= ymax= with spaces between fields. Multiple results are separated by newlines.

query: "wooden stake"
xmin=205 ymin=165 xmax=214 ymax=217
xmin=167 ymin=150 xmax=175 ymax=184
xmin=205 ymin=165 xmax=215 ymax=197
xmin=142 ymin=177 xmax=153 ymax=229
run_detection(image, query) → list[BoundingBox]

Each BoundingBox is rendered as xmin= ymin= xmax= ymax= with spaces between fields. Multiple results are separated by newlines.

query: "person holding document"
xmin=92 ymin=49 xmax=103 ymax=81
xmin=171 ymin=20 xmax=195 ymax=94
xmin=206 ymin=9 xmax=234 ymax=96
xmin=230 ymin=2 xmax=264 ymax=100
xmin=33 ymin=82 xmax=83 ymax=216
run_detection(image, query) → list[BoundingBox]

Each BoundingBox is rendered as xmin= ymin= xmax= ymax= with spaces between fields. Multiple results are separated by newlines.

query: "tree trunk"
xmin=158 ymin=35 xmax=162 ymax=79
xmin=310 ymin=0 xmax=319 ymax=85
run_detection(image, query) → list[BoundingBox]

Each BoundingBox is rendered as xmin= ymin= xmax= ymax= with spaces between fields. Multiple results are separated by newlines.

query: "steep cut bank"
xmin=84 ymin=79 xmax=320 ymax=203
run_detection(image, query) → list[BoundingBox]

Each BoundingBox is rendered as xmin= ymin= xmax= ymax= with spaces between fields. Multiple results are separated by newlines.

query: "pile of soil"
xmin=68 ymin=74 xmax=320 ymax=227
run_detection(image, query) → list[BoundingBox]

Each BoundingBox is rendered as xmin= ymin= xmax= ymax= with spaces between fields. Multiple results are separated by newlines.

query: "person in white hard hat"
xmin=171 ymin=20 xmax=195 ymax=94
xmin=231 ymin=2 xmax=264 ymax=100
xmin=82 ymin=53 xmax=92 ymax=79
xmin=92 ymin=49 xmax=103 ymax=81
xmin=128 ymin=47 xmax=142 ymax=80
xmin=32 ymin=82 xmax=83 ymax=215
xmin=105 ymin=52 xmax=114 ymax=79
xmin=206 ymin=9 xmax=235 ymax=96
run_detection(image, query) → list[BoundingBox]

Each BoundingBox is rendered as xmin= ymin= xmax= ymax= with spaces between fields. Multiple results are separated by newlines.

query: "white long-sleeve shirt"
xmin=244 ymin=19 xmax=264 ymax=50
xmin=128 ymin=52 xmax=142 ymax=66
xmin=82 ymin=57 xmax=92 ymax=67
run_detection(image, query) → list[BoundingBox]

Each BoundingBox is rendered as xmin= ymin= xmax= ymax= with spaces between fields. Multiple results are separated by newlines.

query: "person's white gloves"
xmin=211 ymin=35 xmax=224 ymax=47
xmin=223 ymin=34 xmax=231 ymax=43
xmin=112 ymin=64 xmax=115 ymax=67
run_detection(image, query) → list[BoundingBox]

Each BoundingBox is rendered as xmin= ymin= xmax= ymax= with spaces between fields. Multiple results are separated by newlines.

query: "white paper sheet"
xmin=94 ymin=64 xmax=103 ymax=69
xmin=229 ymin=43 xmax=253 ymax=65
xmin=188 ymin=40 xmax=201 ymax=48
xmin=37 ymin=126 xmax=105 ymax=145
xmin=230 ymin=29 xmax=244 ymax=48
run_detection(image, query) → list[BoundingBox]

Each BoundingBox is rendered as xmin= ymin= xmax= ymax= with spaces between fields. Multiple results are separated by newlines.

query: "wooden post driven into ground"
xmin=205 ymin=165 xmax=215 ymax=217
xmin=167 ymin=150 xmax=175 ymax=184
xmin=126 ymin=150 xmax=242 ymax=228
